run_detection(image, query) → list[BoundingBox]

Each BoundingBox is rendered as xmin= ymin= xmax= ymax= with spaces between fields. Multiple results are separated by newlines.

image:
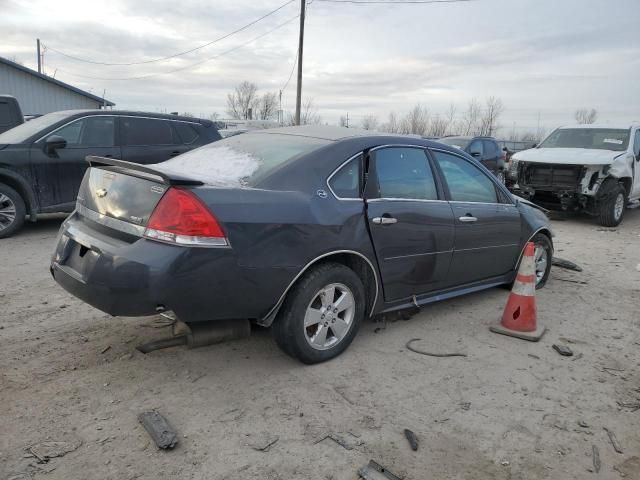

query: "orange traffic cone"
xmin=490 ymin=242 xmax=546 ymax=341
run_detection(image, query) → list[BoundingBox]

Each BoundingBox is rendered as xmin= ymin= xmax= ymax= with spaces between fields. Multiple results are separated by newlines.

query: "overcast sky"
xmin=2 ymin=0 xmax=639 ymax=133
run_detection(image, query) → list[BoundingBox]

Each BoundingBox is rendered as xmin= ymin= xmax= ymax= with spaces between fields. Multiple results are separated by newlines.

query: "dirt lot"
xmin=1 ymin=211 xmax=639 ymax=480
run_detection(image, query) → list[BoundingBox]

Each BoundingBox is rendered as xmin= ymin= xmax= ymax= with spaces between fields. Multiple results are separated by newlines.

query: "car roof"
xmin=558 ymin=124 xmax=639 ymax=130
xmin=253 ymin=125 xmax=388 ymax=141
xmin=50 ymin=109 xmax=211 ymax=124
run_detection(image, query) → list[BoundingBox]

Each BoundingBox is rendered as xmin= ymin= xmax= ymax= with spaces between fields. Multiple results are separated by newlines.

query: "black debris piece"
xmin=551 ymin=257 xmax=583 ymax=272
xmin=552 ymin=344 xmax=573 ymax=356
xmin=403 ymin=429 xmax=418 ymax=451
xmin=138 ymin=411 xmax=178 ymax=449
xmin=358 ymin=460 xmax=403 ymax=480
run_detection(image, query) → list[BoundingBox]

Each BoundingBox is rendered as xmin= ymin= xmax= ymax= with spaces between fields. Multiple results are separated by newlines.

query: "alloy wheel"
xmin=613 ymin=193 xmax=624 ymax=221
xmin=303 ymin=283 xmax=355 ymax=351
xmin=0 ymin=193 xmax=17 ymax=232
xmin=534 ymin=244 xmax=548 ymax=285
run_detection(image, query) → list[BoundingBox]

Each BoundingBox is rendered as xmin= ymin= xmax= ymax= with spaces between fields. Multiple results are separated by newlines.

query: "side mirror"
xmin=502 ymin=147 xmax=508 ymax=152
xmin=469 ymin=149 xmax=482 ymax=158
xmin=532 ymin=143 xmax=538 ymax=148
xmin=45 ymin=135 xmax=67 ymax=155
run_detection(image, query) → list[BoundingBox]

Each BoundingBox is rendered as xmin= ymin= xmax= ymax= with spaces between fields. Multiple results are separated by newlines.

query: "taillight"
xmin=144 ymin=187 xmax=228 ymax=247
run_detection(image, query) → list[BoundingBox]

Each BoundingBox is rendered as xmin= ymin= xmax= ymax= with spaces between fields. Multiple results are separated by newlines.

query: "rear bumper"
xmin=50 ymin=213 xmax=297 ymax=322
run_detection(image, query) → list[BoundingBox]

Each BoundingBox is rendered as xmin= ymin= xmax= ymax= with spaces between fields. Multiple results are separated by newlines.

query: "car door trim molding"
xmin=35 ymin=114 xmax=200 ymax=143
xmin=260 ymin=249 xmax=380 ymax=325
xmin=385 ymin=249 xmax=453 ymax=261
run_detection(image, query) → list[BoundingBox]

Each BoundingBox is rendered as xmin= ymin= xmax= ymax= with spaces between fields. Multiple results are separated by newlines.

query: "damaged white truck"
xmin=510 ymin=125 xmax=640 ymax=226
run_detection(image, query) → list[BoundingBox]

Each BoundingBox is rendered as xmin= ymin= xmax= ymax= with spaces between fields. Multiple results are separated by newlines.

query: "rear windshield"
xmin=539 ymin=128 xmax=630 ymax=151
xmin=437 ymin=137 xmax=469 ymax=149
xmin=0 ymin=111 xmax=71 ymax=143
xmin=153 ymin=132 xmax=330 ymax=187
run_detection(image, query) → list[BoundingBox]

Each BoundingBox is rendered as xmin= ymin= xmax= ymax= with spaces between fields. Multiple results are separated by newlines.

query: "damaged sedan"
xmin=510 ymin=125 xmax=640 ymax=226
xmin=51 ymin=126 xmax=553 ymax=363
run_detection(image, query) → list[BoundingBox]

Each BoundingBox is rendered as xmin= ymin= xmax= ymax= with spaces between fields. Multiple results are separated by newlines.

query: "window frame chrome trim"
xmin=428 ymin=146 xmax=517 ymax=206
xmin=326 ymin=152 xmax=365 ymax=201
xmin=35 ymin=114 xmax=201 ymax=144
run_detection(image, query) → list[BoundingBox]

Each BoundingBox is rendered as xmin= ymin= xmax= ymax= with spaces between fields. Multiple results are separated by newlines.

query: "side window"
xmin=468 ymin=140 xmax=483 ymax=156
xmin=635 ymin=130 xmax=640 ymax=157
xmin=329 ymin=155 xmax=361 ymax=199
xmin=483 ymin=140 xmax=496 ymax=157
xmin=0 ymin=103 xmax=11 ymax=126
xmin=173 ymin=122 xmax=199 ymax=144
xmin=122 ymin=118 xmax=176 ymax=146
xmin=433 ymin=150 xmax=498 ymax=203
xmin=374 ymin=147 xmax=438 ymax=200
xmin=53 ymin=116 xmax=115 ymax=147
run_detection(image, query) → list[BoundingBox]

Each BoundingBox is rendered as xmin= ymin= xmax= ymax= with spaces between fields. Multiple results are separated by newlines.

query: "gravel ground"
xmin=1 ymin=210 xmax=639 ymax=480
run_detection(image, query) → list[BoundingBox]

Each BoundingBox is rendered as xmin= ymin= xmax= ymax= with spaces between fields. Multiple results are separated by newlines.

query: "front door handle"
xmin=459 ymin=215 xmax=478 ymax=223
xmin=372 ymin=216 xmax=398 ymax=225
xmin=170 ymin=151 xmax=182 ymax=157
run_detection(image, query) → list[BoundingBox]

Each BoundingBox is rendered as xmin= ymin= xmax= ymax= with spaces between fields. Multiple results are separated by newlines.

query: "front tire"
xmin=0 ymin=183 xmax=26 ymax=239
xmin=272 ymin=263 xmax=365 ymax=364
xmin=597 ymin=182 xmax=626 ymax=227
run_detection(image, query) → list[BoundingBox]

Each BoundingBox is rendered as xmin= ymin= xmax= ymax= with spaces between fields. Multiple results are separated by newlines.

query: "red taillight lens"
xmin=144 ymin=187 xmax=227 ymax=247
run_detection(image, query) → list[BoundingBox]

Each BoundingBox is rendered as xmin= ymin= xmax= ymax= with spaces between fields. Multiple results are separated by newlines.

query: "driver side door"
xmin=31 ymin=116 xmax=120 ymax=211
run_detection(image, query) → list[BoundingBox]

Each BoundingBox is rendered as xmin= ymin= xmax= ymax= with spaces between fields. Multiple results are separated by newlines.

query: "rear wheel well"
xmin=0 ymin=175 xmax=35 ymax=217
xmin=264 ymin=251 xmax=379 ymax=326
xmin=314 ymin=253 xmax=377 ymax=315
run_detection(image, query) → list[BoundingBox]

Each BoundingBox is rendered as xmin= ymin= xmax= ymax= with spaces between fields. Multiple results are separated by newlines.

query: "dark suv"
xmin=437 ymin=136 xmax=507 ymax=183
xmin=0 ymin=110 xmax=221 ymax=237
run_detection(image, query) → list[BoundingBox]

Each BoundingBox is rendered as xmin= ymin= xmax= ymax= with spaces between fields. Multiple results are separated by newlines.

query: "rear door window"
xmin=53 ymin=116 xmax=115 ymax=147
xmin=483 ymin=140 xmax=497 ymax=157
xmin=373 ymin=147 xmax=438 ymax=200
xmin=433 ymin=150 xmax=498 ymax=203
xmin=0 ymin=103 xmax=11 ymax=126
xmin=469 ymin=139 xmax=483 ymax=156
xmin=121 ymin=117 xmax=176 ymax=146
xmin=173 ymin=122 xmax=199 ymax=144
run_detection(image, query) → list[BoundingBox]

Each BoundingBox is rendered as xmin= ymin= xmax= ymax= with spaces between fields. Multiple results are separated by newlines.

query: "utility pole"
xmin=294 ymin=0 xmax=306 ymax=126
xmin=37 ymin=38 xmax=41 ymax=74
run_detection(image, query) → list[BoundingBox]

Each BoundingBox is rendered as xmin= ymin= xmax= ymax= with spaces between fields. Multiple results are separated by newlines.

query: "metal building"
xmin=0 ymin=56 xmax=115 ymax=116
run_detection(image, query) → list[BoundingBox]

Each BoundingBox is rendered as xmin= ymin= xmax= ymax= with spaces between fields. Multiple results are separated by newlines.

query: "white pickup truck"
xmin=510 ymin=124 xmax=640 ymax=226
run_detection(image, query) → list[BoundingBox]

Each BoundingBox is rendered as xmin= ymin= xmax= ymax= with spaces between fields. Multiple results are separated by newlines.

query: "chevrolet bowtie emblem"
xmin=96 ymin=188 xmax=108 ymax=198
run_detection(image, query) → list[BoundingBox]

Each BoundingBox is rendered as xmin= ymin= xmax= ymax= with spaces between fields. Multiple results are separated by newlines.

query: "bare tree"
xmin=478 ymin=96 xmax=504 ymax=136
xmin=209 ymin=112 xmax=220 ymax=121
xmin=460 ymin=98 xmax=481 ymax=136
xmin=574 ymin=108 xmax=598 ymax=124
xmin=400 ymin=104 xmax=429 ymax=135
xmin=226 ymin=81 xmax=259 ymax=120
xmin=427 ymin=115 xmax=449 ymax=137
xmin=257 ymin=92 xmax=278 ymax=120
xmin=339 ymin=115 xmax=349 ymax=127
xmin=381 ymin=112 xmax=400 ymax=133
xmin=360 ymin=115 xmax=379 ymax=130
xmin=285 ymin=98 xmax=322 ymax=126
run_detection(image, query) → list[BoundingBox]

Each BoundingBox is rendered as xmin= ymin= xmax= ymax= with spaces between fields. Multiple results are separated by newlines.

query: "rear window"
xmin=122 ymin=117 xmax=176 ymax=146
xmin=153 ymin=133 xmax=330 ymax=187
xmin=437 ymin=137 xmax=469 ymax=149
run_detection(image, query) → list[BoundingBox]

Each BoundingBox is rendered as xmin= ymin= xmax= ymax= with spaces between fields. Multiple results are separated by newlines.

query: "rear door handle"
xmin=459 ymin=215 xmax=478 ymax=223
xmin=372 ymin=216 xmax=398 ymax=225
xmin=170 ymin=151 xmax=182 ymax=157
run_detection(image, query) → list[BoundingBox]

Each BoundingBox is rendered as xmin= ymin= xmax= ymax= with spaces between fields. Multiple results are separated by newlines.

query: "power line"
xmin=281 ymin=50 xmax=298 ymax=92
xmin=50 ymin=15 xmax=300 ymax=81
xmin=315 ymin=0 xmax=474 ymax=3
xmin=43 ymin=0 xmax=296 ymax=66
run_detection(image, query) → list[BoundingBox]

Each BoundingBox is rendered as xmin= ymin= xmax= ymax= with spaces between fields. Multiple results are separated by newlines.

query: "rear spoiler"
xmin=86 ymin=156 xmax=203 ymax=186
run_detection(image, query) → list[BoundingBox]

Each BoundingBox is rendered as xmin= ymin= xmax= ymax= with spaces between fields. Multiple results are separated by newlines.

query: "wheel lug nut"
xmin=321 ymin=314 xmax=325 ymax=319
xmin=333 ymin=308 xmax=337 ymax=313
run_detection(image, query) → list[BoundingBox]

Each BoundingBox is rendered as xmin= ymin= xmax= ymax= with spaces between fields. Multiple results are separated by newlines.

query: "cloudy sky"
xmin=2 ymin=0 xmax=639 ymax=133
